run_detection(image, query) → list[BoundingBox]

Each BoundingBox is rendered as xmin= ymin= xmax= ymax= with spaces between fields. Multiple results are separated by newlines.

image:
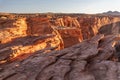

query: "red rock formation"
xmin=0 ymin=15 xmax=120 ymax=62
xmin=0 ymin=34 xmax=120 ymax=80
xmin=27 ymin=17 xmax=64 ymax=49
xmin=55 ymin=27 xmax=83 ymax=48
xmin=0 ymin=17 xmax=64 ymax=63
xmin=54 ymin=16 xmax=80 ymax=28
xmin=0 ymin=18 xmax=27 ymax=44
xmin=51 ymin=16 xmax=120 ymax=40
xmin=27 ymin=17 xmax=83 ymax=48
xmin=1 ymin=14 xmax=120 ymax=80
xmin=78 ymin=16 xmax=120 ymax=39
xmin=50 ymin=16 xmax=83 ymax=47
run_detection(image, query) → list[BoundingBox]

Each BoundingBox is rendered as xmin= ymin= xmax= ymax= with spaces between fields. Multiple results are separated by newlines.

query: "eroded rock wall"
xmin=26 ymin=17 xmax=64 ymax=50
xmin=78 ymin=16 xmax=120 ymax=39
xmin=53 ymin=16 xmax=80 ymax=28
xmin=52 ymin=16 xmax=120 ymax=39
xmin=0 ymin=18 xmax=64 ymax=63
xmin=1 ymin=14 xmax=120 ymax=80
xmin=55 ymin=27 xmax=83 ymax=48
xmin=1 ymin=15 xmax=120 ymax=62
xmin=0 ymin=18 xmax=27 ymax=44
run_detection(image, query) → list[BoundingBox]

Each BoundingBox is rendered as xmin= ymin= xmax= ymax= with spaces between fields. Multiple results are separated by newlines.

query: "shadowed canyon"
xmin=0 ymin=13 xmax=120 ymax=80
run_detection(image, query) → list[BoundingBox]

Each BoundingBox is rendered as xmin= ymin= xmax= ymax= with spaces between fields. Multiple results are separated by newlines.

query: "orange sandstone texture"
xmin=1 ymin=15 xmax=120 ymax=63
xmin=54 ymin=16 xmax=80 ymax=28
xmin=0 ymin=14 xmax=120 ymax=80
xmin=52 ymin=16 xmax=120 ymax=39
xmin=0 ymin=18 xmax=27 ymax=44
xmin=0 ymin=17 xmax=64 ymax=62
xmin=55 ymin=27 xmax=83 ymax=48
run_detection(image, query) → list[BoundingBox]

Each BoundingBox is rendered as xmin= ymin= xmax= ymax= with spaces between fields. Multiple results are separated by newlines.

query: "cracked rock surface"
xmin=1 ymin=34 xmax=120 ymax=80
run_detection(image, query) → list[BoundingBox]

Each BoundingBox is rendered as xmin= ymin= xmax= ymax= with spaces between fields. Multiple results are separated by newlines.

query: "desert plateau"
xmin=0 ymin=12 xmax=120 ymax=80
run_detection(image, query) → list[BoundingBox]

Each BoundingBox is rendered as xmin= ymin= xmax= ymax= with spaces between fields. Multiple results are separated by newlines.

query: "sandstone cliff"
xmin=78 ymin=16 xmax=120 ymax=39
xmin=51 ymin=16 xmax=120 ymax=39
xmin=55 ymin=27 xmax=83 ymax=48
xmin=0 ymin=14 xmax=120 ymax=80
xmin=0 ymin=18 xmax=27 ymax=44
xmin=1 ymin=15 xmax=120 ymax=63
xmin=0 ymin=18 xmax=64 ymax=63
xmin=1 ymin=15 xmax=120 ymax=62
xmin=53 ymin=16 xmax=80 ymax=28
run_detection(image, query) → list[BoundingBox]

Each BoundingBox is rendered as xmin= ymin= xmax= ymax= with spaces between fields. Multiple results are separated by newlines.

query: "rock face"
xmin=55 ymin=27 xmax=83 ymax=48
xmin=0 ymin=18 xmax=64 ymax=63
xmin=0 ymin=15 xmax=120 ymax=61
xmin=50 ymin=16 xmax=83 ymax=47
xmin=1 ymin=14 xmax=120 ymax=80
xmin=82 ymin=16 xmax=120 ymax=38
xmin=0 ymin=18 xmax=27 ymax=44
xmin=26 ymin=17 xmax=64 ymax=50
xmin=50 ymin=16 xmax=120 ymax=47
xmin=51 ymin=16 xmax=120 ymax=39
xmin=0 ymin=34 xmax=120 ymax=80
xmin=53 ymin=16 xmax=80 ymax=28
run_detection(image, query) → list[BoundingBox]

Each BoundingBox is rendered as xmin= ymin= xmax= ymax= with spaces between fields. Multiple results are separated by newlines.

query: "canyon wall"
xmin=0 ymin=18 xmax=27 ymax=44
xmin=0 ymin=15 xmax=120 ymax=62
xmin=0 ymin=17 xmax=64 ymax=63
xmin=51 ymin=16 xmax=120 ymax=39
xmin=78 ymin=16 xmax=120 ymax=38
xmin=55 ymin=27 xmax=83 ymax=48
xmin=48 ymin=15 xmax=120 ymax=48
xmin=53 ymin=16 xmax=80 ymax=28
xmin=0 ymin=14 xmax=120 ymax=80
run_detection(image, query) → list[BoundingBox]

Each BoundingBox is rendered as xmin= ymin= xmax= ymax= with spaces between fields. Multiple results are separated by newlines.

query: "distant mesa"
xmin=102 ymin=11 xmax=120 ymax=16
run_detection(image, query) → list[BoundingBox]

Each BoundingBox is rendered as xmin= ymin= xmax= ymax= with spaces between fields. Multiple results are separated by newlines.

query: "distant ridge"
xmin=102 ymin=11 xmax=120 ymax=16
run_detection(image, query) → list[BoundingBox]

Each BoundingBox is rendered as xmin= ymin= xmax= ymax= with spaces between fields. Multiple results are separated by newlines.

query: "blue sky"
xmin=0 ymin=0 xmax=120 ymax=13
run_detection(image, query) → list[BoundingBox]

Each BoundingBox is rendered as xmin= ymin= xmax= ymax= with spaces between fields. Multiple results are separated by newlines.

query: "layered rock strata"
xmin=0 ymin=34 xmax=120 ymax=80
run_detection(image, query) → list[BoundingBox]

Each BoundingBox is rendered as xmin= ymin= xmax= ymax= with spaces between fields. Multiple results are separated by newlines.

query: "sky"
xmin=0 ymin=0 xmax=120 ymax=13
